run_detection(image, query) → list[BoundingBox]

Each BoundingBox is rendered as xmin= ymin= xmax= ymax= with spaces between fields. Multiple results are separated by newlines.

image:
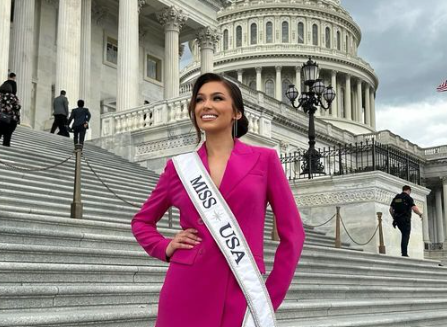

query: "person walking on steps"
xmin=67 ymin=100 xmax=91 ymax=146
xmin=51 ymin=90 xmax=70 ymax=137
xmin=390 ymin=185 xmax=423 ymax=257
xmin=132 ymin=73 xmax=306 ymax=327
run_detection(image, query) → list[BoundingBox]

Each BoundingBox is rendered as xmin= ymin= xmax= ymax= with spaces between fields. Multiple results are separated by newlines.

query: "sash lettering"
xmin=219 ymin=223 xmax=245 ymax=264
xmin=190 ymin=175 xmax=217 ymax=209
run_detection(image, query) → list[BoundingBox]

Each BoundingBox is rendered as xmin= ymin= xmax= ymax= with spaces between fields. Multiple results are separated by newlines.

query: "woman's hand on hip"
xmin=166 ymin=228 xmax=202 ymax=258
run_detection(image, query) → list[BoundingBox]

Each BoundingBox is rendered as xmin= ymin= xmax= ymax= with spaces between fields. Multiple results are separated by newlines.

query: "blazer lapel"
xmin=197 ymin=139 xmax=260 ymax=198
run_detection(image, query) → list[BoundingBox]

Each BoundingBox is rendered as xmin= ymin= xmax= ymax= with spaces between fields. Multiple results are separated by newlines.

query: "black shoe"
xmin=402 ymin=254 xmax=409 ymax=257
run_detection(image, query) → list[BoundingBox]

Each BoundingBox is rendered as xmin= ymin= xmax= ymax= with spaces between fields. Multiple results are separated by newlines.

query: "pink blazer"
xmin=132 ymin=139 xmax=305 ymax=327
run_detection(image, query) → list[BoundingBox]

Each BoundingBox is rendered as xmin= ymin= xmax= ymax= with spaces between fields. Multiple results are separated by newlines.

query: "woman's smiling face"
xmin=194 ymin=81 xmax=241 ymax=136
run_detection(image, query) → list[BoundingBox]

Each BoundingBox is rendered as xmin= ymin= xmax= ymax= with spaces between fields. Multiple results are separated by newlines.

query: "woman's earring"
xmin=233 ymin=119 xmax=238 ymax=139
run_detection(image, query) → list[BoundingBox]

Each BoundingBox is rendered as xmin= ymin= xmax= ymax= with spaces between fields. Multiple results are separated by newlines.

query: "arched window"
xmin=266 ymin=22 xmax=273 ymax=43
xmin=298 ymin=22 xmax=304 ymax=44
xmin=336 ymin=31 xmax=341 ymax=50
xmin=282 ymin=79 xmax=292 ymax=102
xmin=265 ymin=80 xmax=274 ymax=97
xmin=250 ymin=23 xmax=257 ymax=45
xmin=312 ymin=24 xmax=318 ymax=46
xmin=236 ymin=26 xmax=242 ymax=47
xmin=325 ymin=27 xmax=331 ymax=48
xmin=282 ymin=21 xmax=289 ymax=43
xmin=346 ymin=35 xmax=349 ymax=53
xmin=249 ymin=80 xmax=256 ymax=90
xmin=223 ymin=29 xmax=229 ymax=50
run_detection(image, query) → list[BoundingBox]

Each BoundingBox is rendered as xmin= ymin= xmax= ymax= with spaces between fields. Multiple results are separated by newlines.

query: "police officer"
xmin=389 ymin=185 xmax=423 ymax=257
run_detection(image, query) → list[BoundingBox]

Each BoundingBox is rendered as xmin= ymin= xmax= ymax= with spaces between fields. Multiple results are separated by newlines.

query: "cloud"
xmin=376 ymin=97 xmax=447 ymax=147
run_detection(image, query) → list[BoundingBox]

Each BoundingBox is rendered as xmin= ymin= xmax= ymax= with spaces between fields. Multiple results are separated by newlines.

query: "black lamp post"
xmin=285 ymin=57 xmax=336 ymax=179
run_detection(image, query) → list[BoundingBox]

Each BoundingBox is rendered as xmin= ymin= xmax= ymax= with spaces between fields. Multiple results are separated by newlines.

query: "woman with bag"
xmin=132 ymin=73 xmax=305 ymax=327
xmin=0 ymin=82 xmax=21 ymax=147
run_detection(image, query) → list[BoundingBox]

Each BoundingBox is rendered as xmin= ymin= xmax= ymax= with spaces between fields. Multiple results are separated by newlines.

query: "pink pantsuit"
xmin=132 ymin=139 xmax=305 ymax=327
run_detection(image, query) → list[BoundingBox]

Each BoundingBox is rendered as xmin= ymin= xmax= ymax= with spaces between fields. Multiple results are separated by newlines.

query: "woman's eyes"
xmin=195 ymin=96 xmax=224 ymax=102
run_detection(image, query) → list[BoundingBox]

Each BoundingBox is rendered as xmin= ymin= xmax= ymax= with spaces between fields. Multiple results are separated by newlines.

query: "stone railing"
xmin=424 ymin=145 xmax=447 ymax=160
xmin=356 ymin=130 xmax=425 ymax=159
xmin=101 ymin=94 xmax=191 ymax=137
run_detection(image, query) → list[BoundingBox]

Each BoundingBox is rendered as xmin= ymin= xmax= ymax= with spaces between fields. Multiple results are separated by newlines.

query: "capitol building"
xmin=1 ymin=0 xmax=447 ymax=259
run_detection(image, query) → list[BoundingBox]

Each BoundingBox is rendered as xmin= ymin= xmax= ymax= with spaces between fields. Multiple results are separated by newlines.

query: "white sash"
xmin=172 ymin=152 xmax=277 ymax=327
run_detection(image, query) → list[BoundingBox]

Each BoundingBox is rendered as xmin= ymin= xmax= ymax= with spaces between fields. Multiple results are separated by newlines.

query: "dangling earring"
xmin=233 ymin=118 xmax=238 ymax=139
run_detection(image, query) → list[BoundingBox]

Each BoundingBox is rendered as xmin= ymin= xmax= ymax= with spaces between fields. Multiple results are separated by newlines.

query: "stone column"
xmin=237 ymin=69 xmax=243 ymax=83
xmin=196 ymin=27 xmax=219 ymax=74
xmin=255 ymin=67 xmax=262 ymax=92
xmin=11 ymin=0 xmax=35 ymax=126
xmin=275 ymin=66 xmax=282 ymax=101
xmin=331 ymin=71 xmax=338 ymax=117
xmin=0 ymin=0 xmax=11 ymax=81
xmin=356 ymin=80 xmax=362 ymax=123
xmin=295 ymin=66 xmax=301 ymax=96
xmin=117 ymin=0 xmax=140 ymax=111
xmin=364 ymin=84 xmax=371 ymax=127
xmin=80 ymin=0 xmax=91 ymax=103
xmin=422 ymin=197 xmax=431 ymax=243
xmin=56 ymin=0 xmax=82 ymax=106
xmin=443 ymin=178 xmax=447 ymax=240
xmin=158 ymin=6 xmax=187 ymax=100
xmin=345 ymin=75 xmax=351 ymax=120
xmin=370 ymin=90 xmax=376 ymax=129
xmin=337 ymin=82 xmax=342 ymax=118
xmin=435 ymin=187 xmax=445 ymax=243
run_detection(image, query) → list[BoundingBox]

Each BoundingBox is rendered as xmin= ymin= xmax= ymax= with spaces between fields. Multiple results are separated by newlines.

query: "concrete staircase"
xmin=1 ymin=127 xmax=446 ymax=327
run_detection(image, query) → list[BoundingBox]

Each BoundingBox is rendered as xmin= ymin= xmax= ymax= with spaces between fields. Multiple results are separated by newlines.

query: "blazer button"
xmin=197 ymin=218 xmax=204 ymax=225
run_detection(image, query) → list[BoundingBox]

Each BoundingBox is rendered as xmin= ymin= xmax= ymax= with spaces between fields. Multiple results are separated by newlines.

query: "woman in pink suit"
xmin=132 ymin=73 xmax=305 ymax=327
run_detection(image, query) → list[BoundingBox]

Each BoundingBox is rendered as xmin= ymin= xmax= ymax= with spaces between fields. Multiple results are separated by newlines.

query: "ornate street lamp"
xmin=285 ymin=57 xmax=336 ymax=179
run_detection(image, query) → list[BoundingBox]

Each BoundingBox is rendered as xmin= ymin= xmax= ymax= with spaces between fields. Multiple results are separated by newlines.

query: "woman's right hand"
xmin=166 ymin=228 xmax=202 ymax=258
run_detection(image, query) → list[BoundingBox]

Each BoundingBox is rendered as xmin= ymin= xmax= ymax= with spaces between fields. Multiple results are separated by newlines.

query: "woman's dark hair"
xmin=188 ymin=73 xmax=249 ymax=143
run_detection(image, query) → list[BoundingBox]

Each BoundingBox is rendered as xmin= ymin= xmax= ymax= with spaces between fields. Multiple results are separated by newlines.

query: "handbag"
xmin=0 ymin=112 xmax=11 ymax=124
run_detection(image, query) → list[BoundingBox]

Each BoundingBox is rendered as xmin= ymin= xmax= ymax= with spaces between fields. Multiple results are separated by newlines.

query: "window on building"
xmin=146 ymin=54 xmax=162 ymax=82
xmin=105 ymin=36 xmax=118 ymax=66
xmin=223 ymin=29 xmax=229 ymax=50
xmin=265 ymin=79 xmax=274 ymax=97
xmin=282 ymin=79 xmax=292 ymax=102
xmin=337 ymin=31 xmax=341 ymax=50
xmin=312 ymin=24 xmax=318 ymax=46
xmin=282 ymin=21 xmax=289 ymax=43
xmin=250 ymin=23 xmax=257 ymax=45
xmin=298 ymin=22 xmax=304 ymax=44
xmin=325 ymin=27 xmax=331 ymax=48
xmin=249 ymin=80 xmax=256 ymax=90
xmin=236 ymin=26 xmax=242 ymax=47
xmin=266 ymin=22 xmax=273 ymax=43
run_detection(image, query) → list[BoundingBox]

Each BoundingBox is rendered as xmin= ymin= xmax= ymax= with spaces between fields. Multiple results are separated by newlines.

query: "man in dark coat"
xmin=4 ymin=73 xmax=17 ymax=95
xmin=389 ymin=185 xmax=423 ymax=257
xmin=68 ymin=99 xmax=91 ymax=146
xmin=51 ymin=90 xmax=70 ymax=137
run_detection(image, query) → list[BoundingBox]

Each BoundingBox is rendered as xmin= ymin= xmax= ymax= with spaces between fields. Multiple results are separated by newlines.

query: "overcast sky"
xmin=181 ymin=0 xmax=447 ymax=147
xmin=340 ymin=0 xmax=447 ymax=147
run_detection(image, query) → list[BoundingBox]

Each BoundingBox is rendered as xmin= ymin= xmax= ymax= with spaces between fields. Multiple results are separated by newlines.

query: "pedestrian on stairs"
xmin=67 ymin=100 xmax=91 ymax=147
xmin=50 ymin=90 xmax=70 ymax=137
xmin=390 ymin=185 xmax=423 ymax=257
xmin=132 ymin=73 xmax=306 ymax=327
xmin=0 ymin=82 xmax=21 ymax=147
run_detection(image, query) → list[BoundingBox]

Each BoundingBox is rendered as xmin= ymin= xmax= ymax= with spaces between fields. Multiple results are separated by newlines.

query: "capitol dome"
xmin=181 ymin=0 xmax=378 ymax=135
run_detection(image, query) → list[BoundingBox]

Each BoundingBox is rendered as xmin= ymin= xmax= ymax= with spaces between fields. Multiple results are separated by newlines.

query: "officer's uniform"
xmin=390 ymin=192 xmax=415 ymax=256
